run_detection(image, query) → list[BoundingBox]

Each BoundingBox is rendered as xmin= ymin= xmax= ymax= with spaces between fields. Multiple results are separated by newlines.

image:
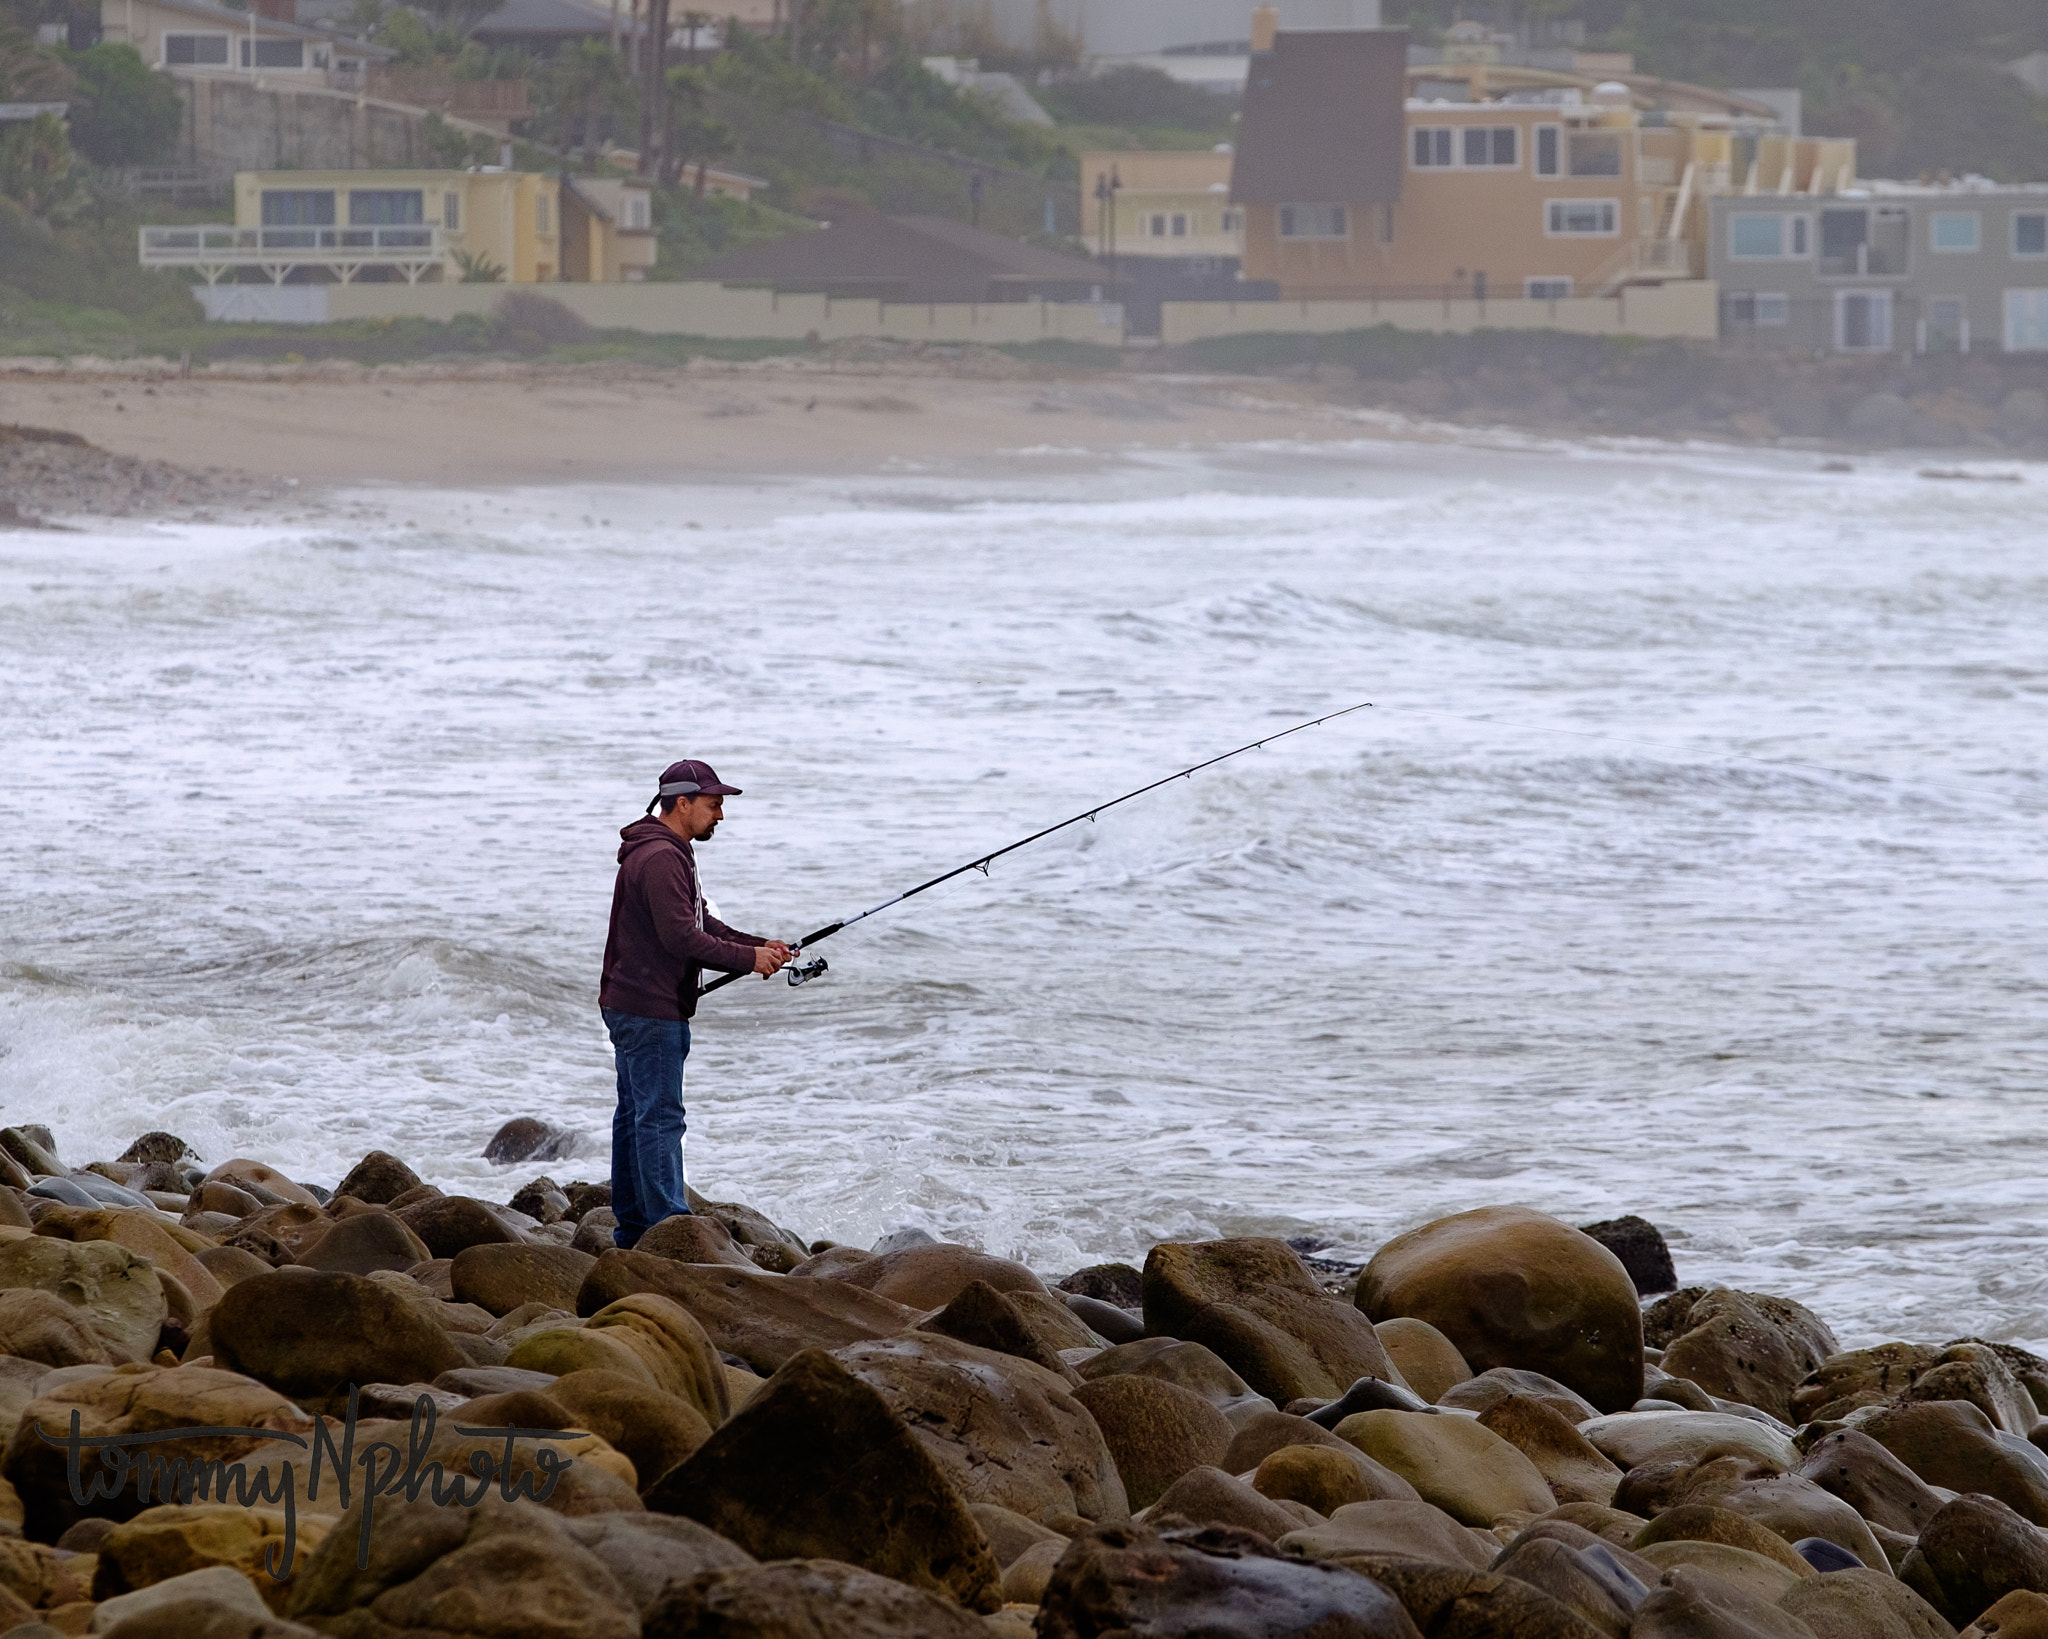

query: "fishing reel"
xmin=786 ymin=954 xmax=829 ymax=987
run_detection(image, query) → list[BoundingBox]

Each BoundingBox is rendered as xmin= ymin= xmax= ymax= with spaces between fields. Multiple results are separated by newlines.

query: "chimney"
xmin=253 ymin=0 xmax=296 ymax=22
xmin=1250 ymin=4 xmax=1278 ymax=51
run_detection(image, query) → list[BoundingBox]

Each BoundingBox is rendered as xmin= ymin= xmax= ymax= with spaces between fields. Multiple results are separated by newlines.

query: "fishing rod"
xmin=699 ymin=697 xmax=1377 ymax=999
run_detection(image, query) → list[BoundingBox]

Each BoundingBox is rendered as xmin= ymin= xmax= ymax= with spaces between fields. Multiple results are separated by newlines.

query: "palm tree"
xmin=661 ymin=64 xmax=732 ymax=191
xmin=547 ymin=38 xmax=634 ymax=168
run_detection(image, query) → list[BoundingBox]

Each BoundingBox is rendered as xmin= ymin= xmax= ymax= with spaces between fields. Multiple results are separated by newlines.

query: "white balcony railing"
xmin=140 ymin=223 xmax=447 ymax=283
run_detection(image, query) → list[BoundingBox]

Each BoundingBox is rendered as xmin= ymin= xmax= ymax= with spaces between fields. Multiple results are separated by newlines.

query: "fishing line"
xmin=698 ymin=697 xmax=1378 ymax=999
xmin=702 ymin=691 xmax=2036 ymax=999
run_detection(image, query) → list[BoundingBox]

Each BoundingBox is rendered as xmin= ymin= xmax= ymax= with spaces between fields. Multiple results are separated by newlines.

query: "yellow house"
xmin=99 ymin=0 xmax=389 ymax=91
xmin=139 ymin=169 xmax=657 ymax=286
xmin=1234 ymin=23 xmax=1855 ymax=302
xmin=1079 ymin=149 xmax=1242 ymax=261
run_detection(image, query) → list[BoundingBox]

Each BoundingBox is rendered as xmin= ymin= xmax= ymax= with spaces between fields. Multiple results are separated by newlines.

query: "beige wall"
xmin=319 ymin=282 xmax=1130 ymax=343
xmin=1082 ymin=150 xmax=1241 ymax=259
xmin=1158 ymin=279 xmax=1719 ymax=342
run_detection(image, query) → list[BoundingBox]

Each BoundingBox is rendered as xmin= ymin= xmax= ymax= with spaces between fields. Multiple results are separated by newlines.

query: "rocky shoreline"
xmin=0 ymin=1119 xmax=2037 ymax=1637
xmin=0 ymin=424 xmax=288 ymax=526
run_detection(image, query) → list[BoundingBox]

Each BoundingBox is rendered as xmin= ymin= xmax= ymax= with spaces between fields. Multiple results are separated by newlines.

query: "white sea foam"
xmin=2 ymin=436 xmax=2045 ymax=1350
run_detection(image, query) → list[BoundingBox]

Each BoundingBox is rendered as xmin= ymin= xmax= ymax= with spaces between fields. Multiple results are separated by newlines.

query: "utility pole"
xmin=639 ymin=0 xmax=670 ymax=177
xmin=1092 ymin=163 xmax=1120 ymax=279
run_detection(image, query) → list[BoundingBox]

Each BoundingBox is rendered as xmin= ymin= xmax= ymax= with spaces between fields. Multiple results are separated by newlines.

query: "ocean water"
xmin=2 ymin=432 xmax=2045 ymax=1351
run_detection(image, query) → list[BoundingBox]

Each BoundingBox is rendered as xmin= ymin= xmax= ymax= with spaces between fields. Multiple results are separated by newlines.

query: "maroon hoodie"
xmin=599 ymin=817 xmax=765 ymax=1021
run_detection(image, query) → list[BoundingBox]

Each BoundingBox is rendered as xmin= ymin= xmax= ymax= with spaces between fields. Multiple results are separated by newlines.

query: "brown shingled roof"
xmin=1230 ymin=29 xmax=1409 ymax=206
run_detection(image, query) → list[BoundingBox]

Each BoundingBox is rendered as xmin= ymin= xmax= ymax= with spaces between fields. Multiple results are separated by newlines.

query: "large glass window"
xmin=1820 ymin=206 xmax=1909 ymax=277
xmin=1930 ymin=212 xmax=1980 ymax=253
xmin=1461 ymin=126 xmax=1518 ymax=167
xmin=2015 ymin=213 xmax=2048 ymax=257
xmin=1534 ymin=125 xmax=1560 ymax=177
xmin=260 ymin=190 xmax=335 ymax=226
xmin=163 ymin=32 xmax=228 ymax=64
xmin=1545 ymin=198 xmax=1618 ymax=235
xmin=348 ymin=190 xmax=424 ymax=225
xmin=1411 ymin=128 xmax=1453 ymax=167
xmin=240 ymin=37 xmax=304 ymax=67
xmin=1730 ymin=214 xmax=1787 ymax=258
xmin=1567 ymin=133 xmax=1623 ymax=177
xmin=1278 ymin=204 xmax=1348 ymax=239
xmin=1836 ymin=289 xmax=1893 ymax=351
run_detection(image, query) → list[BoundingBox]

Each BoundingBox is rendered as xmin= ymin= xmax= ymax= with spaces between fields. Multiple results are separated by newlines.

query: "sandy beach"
xmin=0 ymin=361 xmax=1372 ymax=493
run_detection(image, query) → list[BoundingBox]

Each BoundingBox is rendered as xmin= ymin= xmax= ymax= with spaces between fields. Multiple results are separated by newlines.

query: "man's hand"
xmin=754 ymin=941 xmax=795 ymax=977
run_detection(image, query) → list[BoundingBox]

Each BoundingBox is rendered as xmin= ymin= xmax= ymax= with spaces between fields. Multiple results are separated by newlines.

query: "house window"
xmin=163 ymin=31 xmax=229 ymax=64
xmin=1534 ymin=125 xmax=1560 ymax=177
xmin=1461 ymin=126 xmax=1518 ymax=167
xmin=260 ymin=189 xmax=334 ymax=226
xmin=2008 ymin=289 xmax=2048 ymax=350
xmin=1148 ymin=213 xmax=1166 ymax=235
xmin=1836 ymin=289 xmax=1893 ymax=351
xmin=1820 ymin=206 xmax=1909 ymax=277
xmin=1727 ymin=292 xmax=1789 ymax=325
xmin=1930 ymin=212 xmax=1980 ymax=253
xmin=240 ymin=37 xmax=304 ymax=67
xmin=1567 ymin=133 xmax=1623 ymax=177
xmin=1921 ymin=296 xmax=1968 ymax=352
xmin=1525 ymin=276 xmax=1572 ymax=299
xmin=1546 ymin=198 xmax=1618 ymax=236
xmin=1729 ymin=212 xmax=1809 ymax=259
xmin=349 ymin=189 xmax=423 ymax=225
xmin=622 ymin=194 xmax=649 ymax=229
xmin=1411 ymin=128 xmax=1454 ymax=167
xmin=2015 ymin=213 xmax=2048 ymax=257
xmin=1220 ymin=209 xmax=1242 ymax=233
xmin=442 ymin=193 xmax=460 ymax=231
xmin=1170 ymin=213 xmax=1187 ymax=237
xmin=1278 ymin=204 xmax=1348 ymax=239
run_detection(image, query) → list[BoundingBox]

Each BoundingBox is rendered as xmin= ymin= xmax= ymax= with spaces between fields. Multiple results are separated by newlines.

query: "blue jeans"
xmin=603 ymin=1007 xmax=692 ymax=1248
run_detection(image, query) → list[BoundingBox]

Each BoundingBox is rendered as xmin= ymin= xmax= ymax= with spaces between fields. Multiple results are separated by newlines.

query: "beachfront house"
xmin=1710 ymin=183 xmax=2048 ymax=354
xmin=137 ymin=169 xmax=655 ymax=294
xmin=1078 ymin=147 xmax=1272 ymax=334
xmin=1230 ymin=17 xmax=1854 ymax=303
xmin=97 ymin=0 xmax=391 ymax=92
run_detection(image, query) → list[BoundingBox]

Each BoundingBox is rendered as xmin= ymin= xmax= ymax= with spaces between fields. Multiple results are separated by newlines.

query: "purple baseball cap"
xmin=657 ymin=758 xmax=743 ymax=799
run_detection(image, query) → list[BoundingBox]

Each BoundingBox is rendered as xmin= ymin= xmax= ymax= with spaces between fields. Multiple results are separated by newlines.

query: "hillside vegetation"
xmin=1387 ymin=0 xmax=2048 ymax=181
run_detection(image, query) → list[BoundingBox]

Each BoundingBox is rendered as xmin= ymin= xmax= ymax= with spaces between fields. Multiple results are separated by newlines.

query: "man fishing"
xmin=599 ymin=759 xmax=792 ymax=1249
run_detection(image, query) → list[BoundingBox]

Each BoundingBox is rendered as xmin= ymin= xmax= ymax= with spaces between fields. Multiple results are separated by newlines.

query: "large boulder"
xmin=1037 ymin=1520 xmax=1424 ymax=1639
xmin=1333 ymin=1409 xmax=1554 ymax=1525
xmin=92 ymin=1502 xmax=336 ymax=1613
xmin=204 ymin=1162 xmax=318 ymax=1207
xmin=1371 ymin=1318 xmax=1472 ymax=1405
xmin=1299 ymin=1554 xmax=1604 ymax=1638
xmin=1797 ymin=1427 xmax=1950 ymax=1537
xmin=576 ymin=1251 xmax=918 ymax=1373
xmin=285 ymin=1491 xmax=636 ymax=1636
xmin=1439 ymin=1367 xmax=1602 ymax=1426
xmin=1647 ymin=1288 xmax=1839 ymax=1425
xmin=1965 ymin=1591 xmax=2048 ymax=1637
xmin=206 ymin=1271 xmax=465 ymax=1411
xmin=1778 ymin=1567 xmax=1956 ymax=1639
xmin=582 ymin=1293 xmax=730 ymax=1428
xmin=1144 ymin=1466 xmax=1316 ymax=1540
xmin=641 ymin=1347 xmax=1003 ymax=1611
xmin=1143 ymin=1238 xmax=1400 ymax=1406
xmin=834 ymin=1332 xmax=1129 ymax=1524
xmin=4 ymin=1364 xmax=307 ymax=1540
xmin=1255 ymin=1444 xmax=1401 ymax=1515
xmin=1859 ymin=1401 xmax=2048 ymax=1525
xmin=634 ymin=1214 xmax=757 ymax=1270
xmin=0 ymin=1287 xmax=130 ymax=1369
xmin=1486 ymin=1536 xmax=1639 ymax=1637
xmin=1577 ymin=1410 xmax=1799 ymax=1474
xmin=1903 ymin=1344 xmax=2043 ymax=1437
xmin=1475 ymin=1393 xmax=1622 ymax=1506
xmin=1357 ymin=1208 xmax=1644 ymax=1415
xmin=1278 ymin=1500 xmax=1496 ymax=1570
xmin=1901 ymin=1495 xmax=2048 ymax=1629
xmin=644 ymin=1558 xmax=993 ymax=1639
xmin=450 ymin=1244 xmax=598 ymax=1320
xmin=1077 ymin=1338 xmax=1274 ymax=1429
xmin=394 ymin=1196 xmax=525 ymax=1260
xmin=1672 ymin=1466 xmax=1889 ymax=1573
xmin=830 ymin=1244 xmax=1048 ymax=1311
xmin=1792 ymin=1343 xmax=1942 ymax=1424
xmin=291 ymin=1212 xmax=433 ymax=1278
xmin=1633 ymin=1503 xmax=1817 ymax=1578
xmin=332 ymin=1151 xmax=422 ymax=1206
xmin=1629 ymin=1564 xmax=1819 ymax=1639
xmin=548 ymin=1370 xmax=711 ymax=1494
xmin=561 ymin=1512 xmax=755 ymax=1621
xmin=1071 ymin=1376 xmax=1235 ymax=1512
xmin=922 ymin=1280 xmax=1077 ymax=1378
xmin=0 ymin=1238 xmax=167 ymax=1361
xmin=29 ymin=1208 xmax=224 ymax=1311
